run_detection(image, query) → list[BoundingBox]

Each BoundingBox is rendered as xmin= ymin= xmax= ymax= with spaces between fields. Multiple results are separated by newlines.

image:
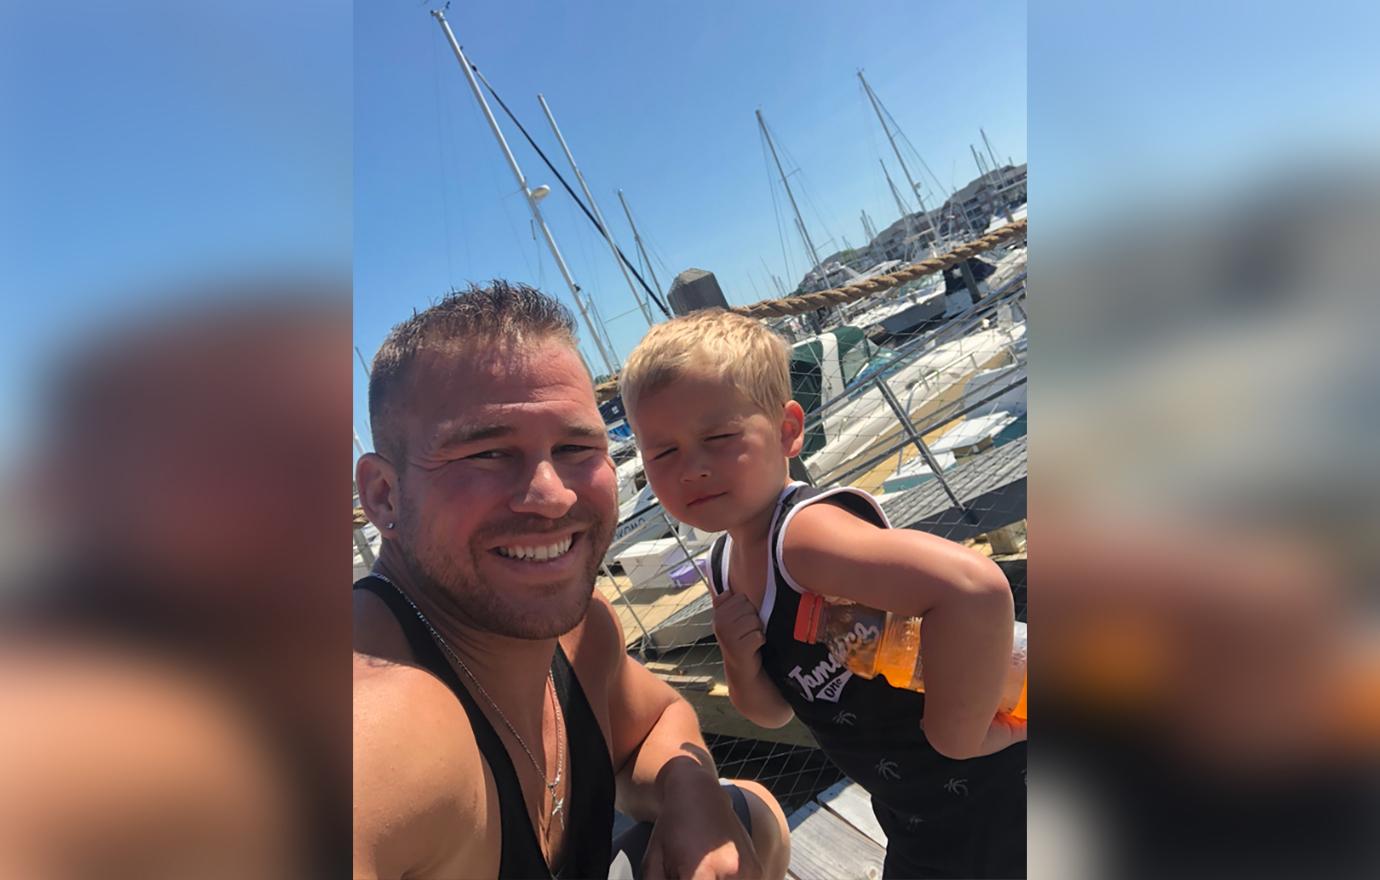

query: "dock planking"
xmin=786 ymin=781 xmax=888 ymax=880
xmin=642 ymin=644 xmax=820 ymax=747
xmin=879 ymin=435 xmax=1027 ymax=544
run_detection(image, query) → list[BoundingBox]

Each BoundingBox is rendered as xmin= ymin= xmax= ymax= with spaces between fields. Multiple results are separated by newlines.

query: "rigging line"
xmin=499 ymin=190 xmax=539 ymax=283
xmin=860 ymin=79 xmax=889 ymax=238
xmin=430 ymin=28 xmax=456 ymax=283
xmin=644 ymin=234 xmax=674 ymax=283
xmin=878 ymin=97 xmax=948 ymax=200
xmin=464 ymin=60 xmax=672 ymax=319
xmin=770 ymin=120 xmax=833 ymax=271
xmin=759 ymin=120 xmax=796 ymax=289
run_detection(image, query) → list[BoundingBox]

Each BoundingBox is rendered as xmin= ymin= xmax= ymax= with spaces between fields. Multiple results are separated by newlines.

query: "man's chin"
xmin=489 ymin=583 xmax=593 ymax=639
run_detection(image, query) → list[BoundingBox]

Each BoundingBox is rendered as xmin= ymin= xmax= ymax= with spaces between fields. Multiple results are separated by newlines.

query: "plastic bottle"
xmin=794 ymin=593 xmax=1027 ymax=721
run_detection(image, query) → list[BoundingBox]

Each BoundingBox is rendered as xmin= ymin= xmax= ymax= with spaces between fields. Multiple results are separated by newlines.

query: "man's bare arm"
xmin=579 ymin=595 xmax=721 ymax=817
xmin=353 ymin=655 xmax=499 ymax=880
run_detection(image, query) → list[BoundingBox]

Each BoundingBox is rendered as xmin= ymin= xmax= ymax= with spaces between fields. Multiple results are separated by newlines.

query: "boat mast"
xmin=756 ymin=109 xmax=824 ymax=286
xmin=970 ymin=143 xmax=1005 ymax=227
xmin=980 ymin=127 xmax=1015 ymax=223
xmin=857 ymin=70 xmax=936 ymax=250
xmin=431 ymin=9 xmax=618 ymax=374
xmin=879 ymin=159 xmax=918 ymax=257
xmin=538 ymin=94 xmax=654 ymax=329
xmin=616 ymin=190 xmax=666 ymax=311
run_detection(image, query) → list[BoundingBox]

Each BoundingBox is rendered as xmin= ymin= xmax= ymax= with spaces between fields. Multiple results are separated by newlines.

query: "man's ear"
xmin=781 ymin=400 xmax=806 ymax=459
xmin=356 ymin=452 xmax=400 ymax=535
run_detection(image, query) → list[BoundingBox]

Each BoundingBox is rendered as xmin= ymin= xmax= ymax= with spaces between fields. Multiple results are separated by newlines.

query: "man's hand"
xmin=641 ymin=760 xmax=763 ymax=880
xmin=711 ymin=592 xmax=766 ymax=670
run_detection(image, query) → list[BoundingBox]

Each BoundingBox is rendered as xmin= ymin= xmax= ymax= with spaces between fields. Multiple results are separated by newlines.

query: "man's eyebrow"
xmin=562 ymin=423 xmax=608 ymax=441
xmin=430 ymin=421 xmax=606 ymax=451
xmin=430 ymin=423 xmax=514 ymax=451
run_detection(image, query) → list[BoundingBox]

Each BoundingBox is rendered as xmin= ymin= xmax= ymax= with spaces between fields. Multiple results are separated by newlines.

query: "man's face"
xmin=393 ymin=340 xmax=617 ymax=639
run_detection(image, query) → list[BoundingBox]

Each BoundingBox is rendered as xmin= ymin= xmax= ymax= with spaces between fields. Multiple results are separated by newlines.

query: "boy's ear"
xmin=781 ymin=400 xmax=806 ymax=458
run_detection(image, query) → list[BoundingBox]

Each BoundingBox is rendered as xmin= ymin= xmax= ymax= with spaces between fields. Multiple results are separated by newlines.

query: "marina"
xmin=350 ymin=4 xmax=1030 ymax=859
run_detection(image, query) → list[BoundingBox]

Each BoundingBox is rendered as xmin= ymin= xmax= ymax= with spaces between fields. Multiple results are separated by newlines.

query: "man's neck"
xmin=366 ymin=548 xmax=557 ymax=733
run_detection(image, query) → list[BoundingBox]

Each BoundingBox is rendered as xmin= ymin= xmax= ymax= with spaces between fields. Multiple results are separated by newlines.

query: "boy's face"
xmin=630 ymin=368 xmax=803 ymax=533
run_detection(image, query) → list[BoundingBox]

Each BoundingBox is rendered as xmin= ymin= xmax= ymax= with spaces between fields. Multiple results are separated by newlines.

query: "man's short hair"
xmin=368 ymin=281 xmax=580 ymax=462
xmin=619 ymin=308 xmax=790 ymax=420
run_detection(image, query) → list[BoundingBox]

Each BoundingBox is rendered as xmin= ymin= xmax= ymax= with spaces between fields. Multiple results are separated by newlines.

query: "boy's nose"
xmin=679 ymin=451 xmax=711 ymax=482
xmin=511 ymin=459 xmax=577 ymax=518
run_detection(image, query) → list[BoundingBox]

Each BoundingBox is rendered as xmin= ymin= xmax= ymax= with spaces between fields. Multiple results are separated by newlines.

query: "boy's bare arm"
xmin=711 ymin=591 xmax=796 ymax=728
xmin=781 ymin=503 xmax=1015 ymax=760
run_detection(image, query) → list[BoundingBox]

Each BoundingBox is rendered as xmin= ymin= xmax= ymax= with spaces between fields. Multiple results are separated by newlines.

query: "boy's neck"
xmin=727 ymin=477 xmax=795 ymax=551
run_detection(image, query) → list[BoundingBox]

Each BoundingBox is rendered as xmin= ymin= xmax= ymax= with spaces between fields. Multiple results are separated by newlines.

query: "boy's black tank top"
xmin=354 ymin=575 xmax=614 ymax=879
xmin=708 ymin=483 xmax=1026 ymax=828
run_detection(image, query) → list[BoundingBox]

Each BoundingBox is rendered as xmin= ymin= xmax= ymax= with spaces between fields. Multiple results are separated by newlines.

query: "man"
xmin=353 ymin=282 xmax=790 ymax=880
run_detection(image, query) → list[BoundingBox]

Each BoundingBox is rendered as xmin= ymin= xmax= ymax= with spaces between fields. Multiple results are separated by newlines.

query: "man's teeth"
xmin=496 ymin=535 xmax=575 ymax=561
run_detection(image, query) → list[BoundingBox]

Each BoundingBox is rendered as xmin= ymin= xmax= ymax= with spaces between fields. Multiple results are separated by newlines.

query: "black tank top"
xmin=354 ymin=576 xmax=614 ymax=879
xmin=707 ymin=483 xmax=1026 ymax=828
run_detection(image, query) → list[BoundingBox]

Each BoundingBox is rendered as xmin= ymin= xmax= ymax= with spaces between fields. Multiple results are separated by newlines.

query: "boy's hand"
xmin=711 ymin=592 xmax=766 ymax=669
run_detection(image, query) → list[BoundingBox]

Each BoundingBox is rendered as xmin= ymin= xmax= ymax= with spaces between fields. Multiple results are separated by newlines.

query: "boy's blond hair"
xmin=620 ymin=308 xmax=791 ymax=418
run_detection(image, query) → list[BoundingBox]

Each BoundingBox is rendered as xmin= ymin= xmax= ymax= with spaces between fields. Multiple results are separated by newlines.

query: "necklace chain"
xmin=370 ymin=571 xmax=566 ymax=829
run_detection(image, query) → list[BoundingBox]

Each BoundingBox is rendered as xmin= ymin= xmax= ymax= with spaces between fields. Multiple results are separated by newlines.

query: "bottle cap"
xmin=794 ymin=592 xmax=824 ymax=643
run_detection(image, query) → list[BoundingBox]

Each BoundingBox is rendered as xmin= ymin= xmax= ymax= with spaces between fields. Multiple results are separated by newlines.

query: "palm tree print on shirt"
xmin=875 ymin=758 xmax=901 ymax=780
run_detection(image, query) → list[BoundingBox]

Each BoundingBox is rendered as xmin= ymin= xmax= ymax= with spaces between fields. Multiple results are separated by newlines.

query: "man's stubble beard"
xmin=394 ymin=498 xmax=615 ymax=640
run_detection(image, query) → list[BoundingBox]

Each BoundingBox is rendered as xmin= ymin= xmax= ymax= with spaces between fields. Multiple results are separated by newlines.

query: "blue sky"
xmin=1 ymin=2 xmax=351 ymax=457
xmin=1030 ymin=1 xmax=1380 ymax=235
xmin=353 ymin=0 xmax=1027 ymax=450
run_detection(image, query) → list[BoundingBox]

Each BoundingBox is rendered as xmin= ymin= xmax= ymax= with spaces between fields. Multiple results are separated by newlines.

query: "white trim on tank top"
xmin=718 ymin=481 xmax=805 ymax=628
xmin=772 ymin=485 xmax=893 ymax=596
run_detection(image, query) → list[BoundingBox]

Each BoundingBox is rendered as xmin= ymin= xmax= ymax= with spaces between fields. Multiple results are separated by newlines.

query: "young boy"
xmin=620 ymin=309 xmax=1027 ymax=879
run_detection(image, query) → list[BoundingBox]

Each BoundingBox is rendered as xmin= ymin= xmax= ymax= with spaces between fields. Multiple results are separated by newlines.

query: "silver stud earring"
xmin=386 ymin=521 xmax=395 ymax=530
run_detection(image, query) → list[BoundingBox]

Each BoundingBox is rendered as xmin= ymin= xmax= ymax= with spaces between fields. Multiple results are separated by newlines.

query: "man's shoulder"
xmin=353 ymin=652 xmax=477 ymax=750
xmin=353 ymin=653 xmax=498 ymax=878
xmin=560 ymin=591 xmax=624 ymax=682
xmin=353 ymin=653 xmax=486 ymax=801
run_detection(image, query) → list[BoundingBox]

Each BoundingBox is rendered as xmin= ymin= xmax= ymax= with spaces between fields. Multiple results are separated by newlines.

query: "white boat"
xmin=878 ymin=360 xmax=1026 ymax=491
xmin=801 ymin=321 xmax=1027 ymax=482
xmin=929 ymin=411 xmax=1022 ymax=456
xmin=962 ymin=362 xmax=1027 ymax=418
xmin=880 ymin=450 xmax=958 ymax=494
xmin=613 ymin=523 xmax=719 ymax=593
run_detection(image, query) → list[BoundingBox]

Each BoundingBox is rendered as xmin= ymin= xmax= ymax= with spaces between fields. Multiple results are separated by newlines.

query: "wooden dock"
xmin=641 ymin=642 xmax=819 ymax=747
xmin=786 ymin=780 xmax=889 ymax=880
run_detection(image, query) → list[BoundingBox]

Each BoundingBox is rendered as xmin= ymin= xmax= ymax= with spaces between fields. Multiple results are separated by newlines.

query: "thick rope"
xmin=593 ymin=219 xmax=1026 ymax=400
xmin=732 ymin=220 xmax=1026 ymax=318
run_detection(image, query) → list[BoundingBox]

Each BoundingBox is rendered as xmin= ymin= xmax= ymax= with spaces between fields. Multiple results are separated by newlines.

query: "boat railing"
xmin=801 ymin=273 xmax=1027 ymax=428
xmin=795 ymin=275 xmax=1027 ymax=498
